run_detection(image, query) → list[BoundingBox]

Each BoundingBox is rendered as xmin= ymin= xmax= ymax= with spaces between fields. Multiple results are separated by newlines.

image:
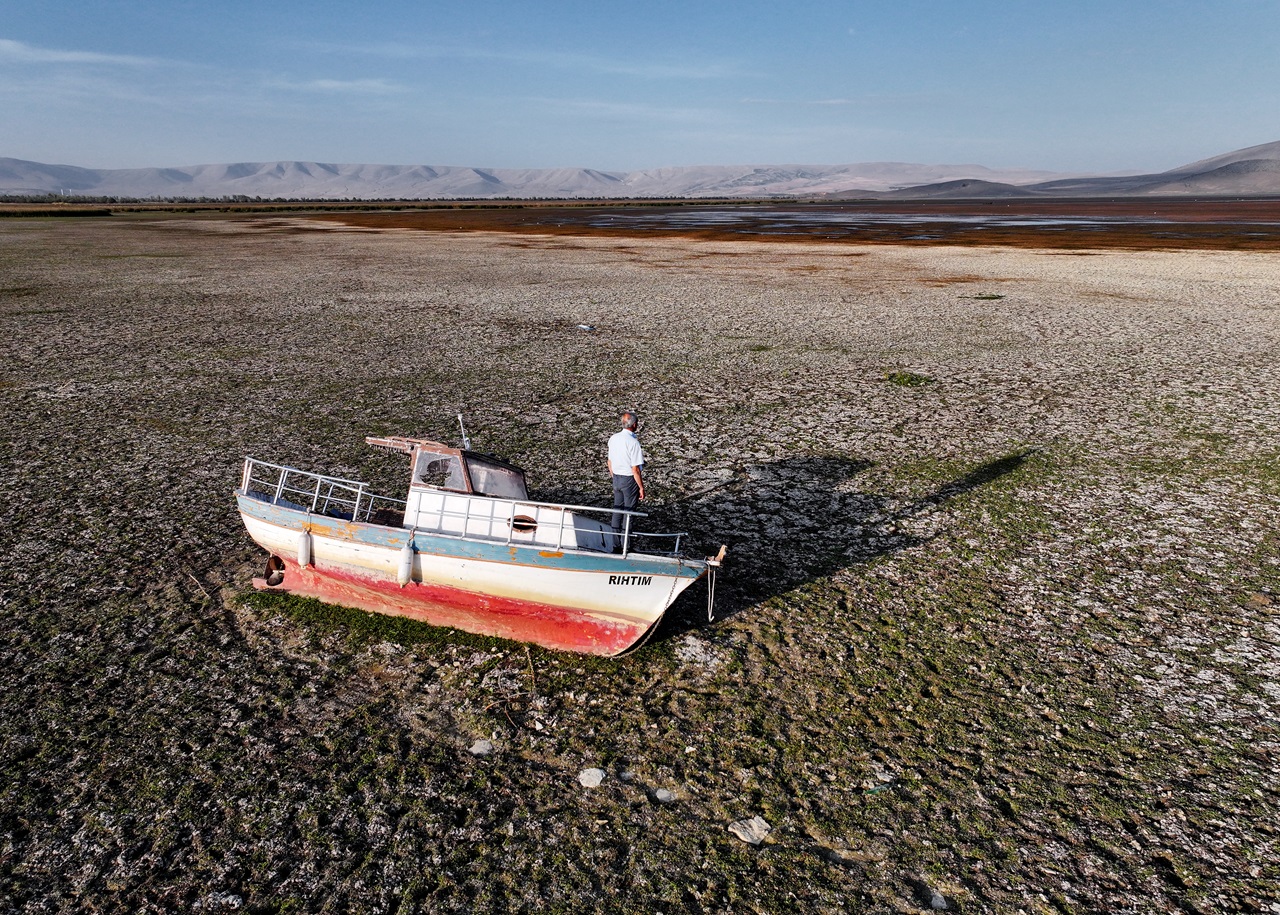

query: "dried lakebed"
xmin=1 ymin=214 xmax=1278 ymax=913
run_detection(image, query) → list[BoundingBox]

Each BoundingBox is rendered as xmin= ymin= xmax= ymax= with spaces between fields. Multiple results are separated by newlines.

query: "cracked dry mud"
xmin=1 ymin=213 xmax=1278 ymax=914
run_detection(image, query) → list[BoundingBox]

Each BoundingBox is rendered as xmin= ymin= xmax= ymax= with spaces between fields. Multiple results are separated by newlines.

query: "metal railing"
xmin=239 ymin=457 xmax=687 ymax=557
xmin=408 ymin=490 xmax=686 ymax=557
xmin=240 ymin=458 xmax=406 ymax=524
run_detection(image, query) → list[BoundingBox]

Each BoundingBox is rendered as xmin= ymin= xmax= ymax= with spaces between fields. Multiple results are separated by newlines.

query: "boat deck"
xmin=238 ymin=457 xmax=686 ymax=557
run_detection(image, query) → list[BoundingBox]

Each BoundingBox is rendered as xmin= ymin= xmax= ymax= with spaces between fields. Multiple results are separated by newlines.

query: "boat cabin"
xmin=365 ymin=435 xmax=612 ymax=552
xmin=367 ymin=435 xmax=530 ymax=500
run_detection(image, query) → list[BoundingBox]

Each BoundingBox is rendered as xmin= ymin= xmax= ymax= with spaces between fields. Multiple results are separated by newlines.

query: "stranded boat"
xmin=235 ymin=435 xmax=725 ymax=656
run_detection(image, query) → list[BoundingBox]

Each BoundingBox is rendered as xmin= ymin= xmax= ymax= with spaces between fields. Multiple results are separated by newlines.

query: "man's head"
xmin=620 ymin=410 xmax=639 ymax=431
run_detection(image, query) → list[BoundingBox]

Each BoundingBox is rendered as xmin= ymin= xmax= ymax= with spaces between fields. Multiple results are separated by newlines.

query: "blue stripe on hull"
xmin=235 ymin=491 xmax=705 ymax=581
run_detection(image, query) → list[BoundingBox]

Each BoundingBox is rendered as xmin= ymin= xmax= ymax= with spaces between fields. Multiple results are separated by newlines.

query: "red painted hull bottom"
xmin=252 ymin=557 xmax=657 ymax=656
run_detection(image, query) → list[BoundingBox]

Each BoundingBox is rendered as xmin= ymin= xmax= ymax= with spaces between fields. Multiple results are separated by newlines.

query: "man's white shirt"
xmin=608 ymin=429 xmax=644 ymax=474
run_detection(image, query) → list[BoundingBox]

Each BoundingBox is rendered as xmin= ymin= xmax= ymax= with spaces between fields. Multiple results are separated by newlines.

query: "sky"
xmin=2 ymin=0 xmax=1277 ymax=175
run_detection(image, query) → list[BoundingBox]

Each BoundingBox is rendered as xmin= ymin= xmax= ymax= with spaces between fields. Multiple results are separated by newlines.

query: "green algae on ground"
xmin=2 ymin=216 xmax=1278 ymax=913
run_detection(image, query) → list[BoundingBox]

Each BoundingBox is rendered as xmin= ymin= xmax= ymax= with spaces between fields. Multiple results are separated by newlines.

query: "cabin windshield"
xmin=465 ymin=455 xmax=528 ymax=500
xmin=412 ymin=450 xmax=468 ymax=491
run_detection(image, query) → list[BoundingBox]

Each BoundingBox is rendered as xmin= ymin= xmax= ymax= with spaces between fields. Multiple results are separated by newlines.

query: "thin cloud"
xmin=579 ymin=55 xmax=736 ymax=80
xmin=741 ymin=92 xmax=950 ymax=108
xmin=298 ymin=38 xmax=736 ymax=80
xmin=289 ymin=39 xmax=425 ymax=60
xmin=741 ymin=96 xmax=852 ymax=106
xmin=533 ymin=97 xmax=721 ymax=124
xmin=266 ymin=77 xmax=406 ymax=95
xmin=0 ymin=37 xmax=158 ymax=66
xmin=779 ymin=97 xmax=858 ymax=106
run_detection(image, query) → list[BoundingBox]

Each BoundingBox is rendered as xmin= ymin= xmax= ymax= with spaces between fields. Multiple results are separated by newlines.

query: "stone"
xmin=913 ymin=879 xmax=949 ymax=911
xmin=200 ymin=893 xmax=243 ymax=910
xmin=468 ymin=739 xmax=494 ymax=756
xmin=727 ymin=815 xmax=772 ymax=845
xmin=654 ymin=788 xmax=675 ymax=803
xmin=578 ymin=767 xmax=606 ymax=788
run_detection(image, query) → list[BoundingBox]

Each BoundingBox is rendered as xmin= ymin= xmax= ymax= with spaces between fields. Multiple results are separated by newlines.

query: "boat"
xmin=235 ymin=434 xmax=725 ymax=656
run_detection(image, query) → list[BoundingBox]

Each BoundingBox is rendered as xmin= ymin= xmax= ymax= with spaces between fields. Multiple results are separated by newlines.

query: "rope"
xmin=707 ymin=563 xmax=717 ymax=622
xmin=613 ymin=559 xmax=684 ymax=658
xmin=613 ymin=616 xmax=662 ymax=658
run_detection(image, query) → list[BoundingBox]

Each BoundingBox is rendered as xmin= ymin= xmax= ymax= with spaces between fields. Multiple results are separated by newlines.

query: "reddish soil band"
xmin=307 ymin=198 xmax=1280 ymax=251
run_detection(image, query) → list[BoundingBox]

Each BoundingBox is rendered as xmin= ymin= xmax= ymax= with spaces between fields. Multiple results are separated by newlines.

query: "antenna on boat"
xmin=457 ymin=414 xmax=472 ymax=450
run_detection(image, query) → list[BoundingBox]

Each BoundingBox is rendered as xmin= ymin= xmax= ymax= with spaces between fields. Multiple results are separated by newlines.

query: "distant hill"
xmin=1161 ymin=139 xmax=1280 ymax=175
xmin=0 ymin=157 xmax=1073 ymax=200
xmin=877 ymin=179 xmax=1040 ymax=200
xmin=2 ymin=140 xmax=1278 ymax=199
xmin=848 ymin=140 xmax=1280 ymax=200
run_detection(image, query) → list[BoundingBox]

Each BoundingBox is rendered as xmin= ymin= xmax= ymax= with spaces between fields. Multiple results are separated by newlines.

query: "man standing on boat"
xmin=607 ymin=410 xmax=645 ymax=551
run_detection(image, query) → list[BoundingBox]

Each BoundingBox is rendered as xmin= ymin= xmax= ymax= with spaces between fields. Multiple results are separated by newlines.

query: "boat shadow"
xmin=537 ymin=449 xmax=1034 ymax=646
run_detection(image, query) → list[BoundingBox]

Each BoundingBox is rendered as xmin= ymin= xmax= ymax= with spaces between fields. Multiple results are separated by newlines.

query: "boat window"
xmin=412 ymin=451 xmax=467 ymax=491
xmin=466 ymin=456 xmax=528 ymax=499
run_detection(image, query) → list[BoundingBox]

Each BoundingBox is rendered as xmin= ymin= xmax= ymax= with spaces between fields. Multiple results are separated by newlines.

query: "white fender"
xmin=298 ymin=529 xmax=312 ymax=567
xmin=397 ymin=537 xmax=415 ymax=587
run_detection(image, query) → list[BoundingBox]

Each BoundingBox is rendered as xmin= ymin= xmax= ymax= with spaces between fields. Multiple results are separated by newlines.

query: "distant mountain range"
xmin=3 ymin=140 xmax=1279 ymax=200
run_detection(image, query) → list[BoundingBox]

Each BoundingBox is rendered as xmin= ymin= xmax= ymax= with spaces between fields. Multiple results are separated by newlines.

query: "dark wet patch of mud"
xmin=308 ymin=198 xmax=1280 ymax=251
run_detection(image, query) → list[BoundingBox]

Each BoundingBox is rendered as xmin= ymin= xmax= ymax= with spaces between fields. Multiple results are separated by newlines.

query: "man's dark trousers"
xmin=611 ymin=474 xmax=639 ymax=550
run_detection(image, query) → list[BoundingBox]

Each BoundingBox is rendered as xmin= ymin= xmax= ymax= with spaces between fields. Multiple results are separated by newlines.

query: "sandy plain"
xmin=1 ymin=212 xmax=1279 ymax=913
